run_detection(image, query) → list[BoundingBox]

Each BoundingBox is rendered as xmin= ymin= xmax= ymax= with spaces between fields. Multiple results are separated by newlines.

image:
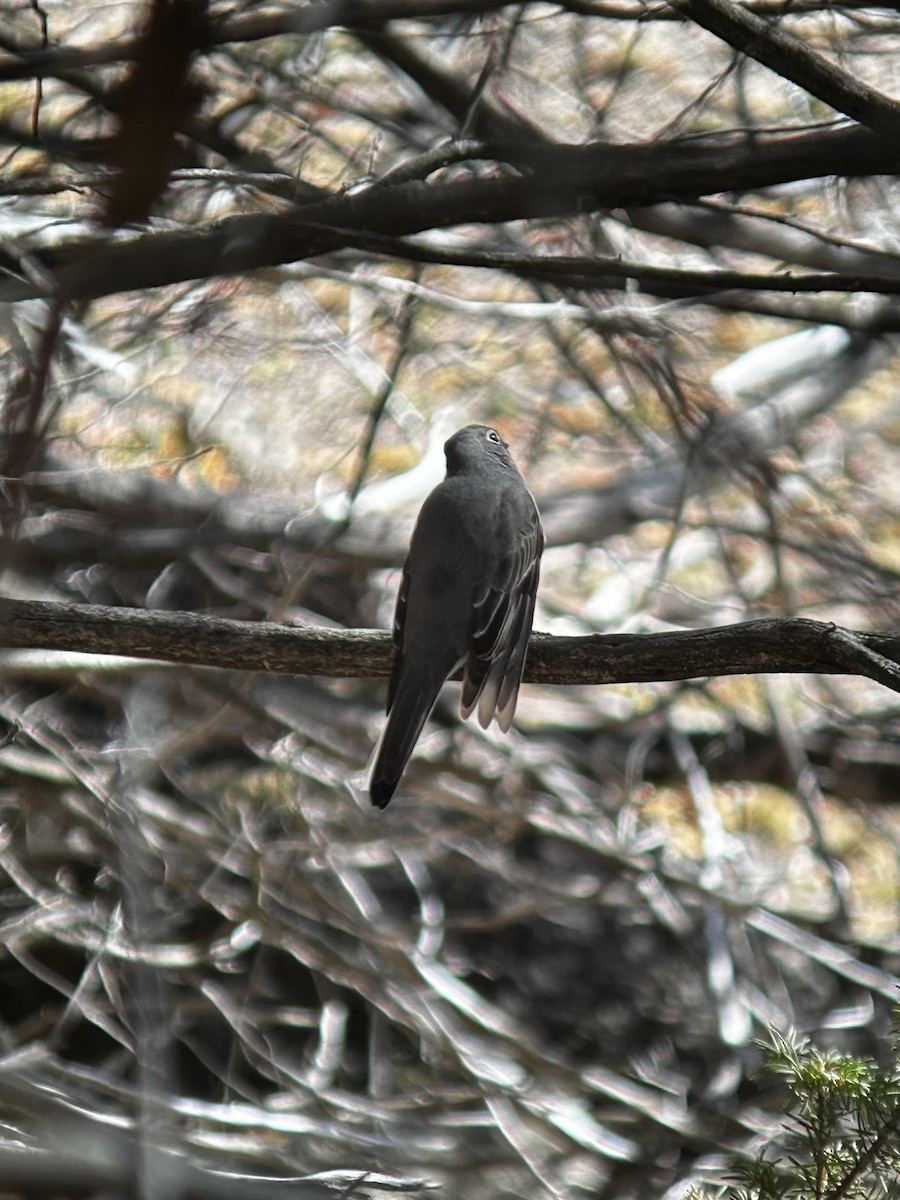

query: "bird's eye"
xmin=487 ymin=430 xmax=502 ymax=444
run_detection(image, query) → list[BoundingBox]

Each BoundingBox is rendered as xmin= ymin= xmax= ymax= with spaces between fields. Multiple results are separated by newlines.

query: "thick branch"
xmin=0 ymin=2 xmax=523 ymax=82
xmin=666 ymin=0 xmax=900 ymax=139
xmin=1 ymin=125 xmax=897 ymax=305
xmin=625 ymin=203 xmax=900 ymax=280
xmin=0 ymin=0 xmax=889 ymax=83
xmin=3 ymin=599 xmax=900 ymax=694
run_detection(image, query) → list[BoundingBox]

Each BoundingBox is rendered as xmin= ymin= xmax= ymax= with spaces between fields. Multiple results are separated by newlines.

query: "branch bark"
xmin=0 ymin=0 xmax=888 ymax=84
xmin=2 ymin=124 xmax=898 ymax=305
xmin=665 ymin=0 xmax=900 ymax=139
xmin=3 ymin=598 xmax=900 ymax=694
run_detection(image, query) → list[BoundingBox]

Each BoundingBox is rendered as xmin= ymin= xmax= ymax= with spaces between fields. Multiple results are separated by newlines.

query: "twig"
xmin=0 ymin=123 xmax=898 ymax=306
xmin=666 ymin=0 xmax=900 ymax=139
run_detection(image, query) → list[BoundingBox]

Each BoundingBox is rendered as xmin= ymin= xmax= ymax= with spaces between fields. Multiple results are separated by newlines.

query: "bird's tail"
xmin=369 ymin=667 xmax=451 ymax=808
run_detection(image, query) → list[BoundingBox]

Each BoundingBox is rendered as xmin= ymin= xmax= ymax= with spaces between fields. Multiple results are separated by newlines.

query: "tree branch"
xmin=666 ymin=0 xmax=900 ymax=139
xmin=0 ymin=0 xmax=887 ymax=84
xmin=7 ymin=333 xmax=881 ymax=571
xmin=3 ymin=599 xmax=900 ymax=694
xmin=1 ymin=124 xmax=897 ymax=305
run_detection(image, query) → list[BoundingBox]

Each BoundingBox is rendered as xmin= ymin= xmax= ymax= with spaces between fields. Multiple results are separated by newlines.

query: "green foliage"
xmin=708 ymin=1028 xmax=900 ymax=1200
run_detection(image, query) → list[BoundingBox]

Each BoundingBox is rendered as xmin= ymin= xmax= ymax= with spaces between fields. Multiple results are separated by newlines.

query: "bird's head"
xmin=444 ymin=424 xmax=513 ymax=474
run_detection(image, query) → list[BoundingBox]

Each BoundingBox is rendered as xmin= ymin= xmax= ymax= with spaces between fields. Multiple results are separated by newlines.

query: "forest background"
xmin=2 ymin=1 xmax=900 ymax=1197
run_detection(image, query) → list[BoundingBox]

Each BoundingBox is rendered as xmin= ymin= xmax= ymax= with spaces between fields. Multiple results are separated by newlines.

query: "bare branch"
xmin=666 ymin=0 xmax=900 ymax=139
xmin=9 ymin=333 xmax=880 ymax=575
xmin=1 ymin=123 xmax=898 ymax=306
xmin=3 ymin=599 xmax=900 ymax=695
xmin=0 ymin=0 xmax=889 ymax=86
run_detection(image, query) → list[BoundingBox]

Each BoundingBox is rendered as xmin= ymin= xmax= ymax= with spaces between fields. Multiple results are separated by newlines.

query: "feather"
xmin=370 ymin=425 xmax=543 ymax=806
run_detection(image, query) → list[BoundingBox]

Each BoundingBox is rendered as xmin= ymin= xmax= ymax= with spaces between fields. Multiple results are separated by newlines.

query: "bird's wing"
xmin=460 ymin=499 xmax=543 ymax=732
xmin=385 ymin=561 xmax=411 ymax=714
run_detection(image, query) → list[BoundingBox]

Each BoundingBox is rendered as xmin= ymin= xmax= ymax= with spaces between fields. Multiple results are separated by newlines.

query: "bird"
xmin=370 ymin=424 xmax=544 ymax=808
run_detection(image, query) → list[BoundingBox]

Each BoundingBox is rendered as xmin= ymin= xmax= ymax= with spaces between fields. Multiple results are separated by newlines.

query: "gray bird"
xmin=370 ymin=424 xmax=544 ymax=808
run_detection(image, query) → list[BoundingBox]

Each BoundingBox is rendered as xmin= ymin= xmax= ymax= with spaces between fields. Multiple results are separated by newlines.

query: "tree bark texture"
xmin=3 ymin=598 xmax=900 ymax=693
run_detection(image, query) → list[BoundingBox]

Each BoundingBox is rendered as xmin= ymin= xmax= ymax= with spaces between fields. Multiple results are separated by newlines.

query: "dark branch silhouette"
xmin=1 ymin=124 xmax=897 ymax=305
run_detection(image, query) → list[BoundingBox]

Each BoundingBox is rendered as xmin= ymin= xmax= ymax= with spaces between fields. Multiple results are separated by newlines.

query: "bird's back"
xmin=370 ymin=424 xmax=543 ymax=807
